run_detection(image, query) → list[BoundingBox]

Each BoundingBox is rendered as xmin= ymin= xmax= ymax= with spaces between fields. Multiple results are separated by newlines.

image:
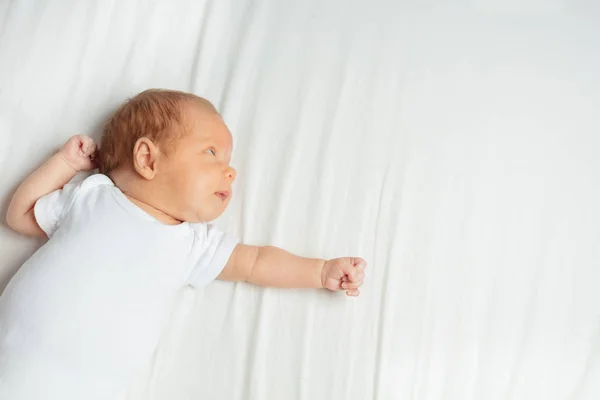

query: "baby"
xmin=0 ymin=89 xmax=366 ymax=399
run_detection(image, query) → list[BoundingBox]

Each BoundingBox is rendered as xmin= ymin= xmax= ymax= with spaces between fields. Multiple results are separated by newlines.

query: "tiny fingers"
xmin=356 ymin=260 xmax=367 ymax=273
xmin=341 ymin=258 xmax=366 ymax=296
xmin=82 ymin=143 xmax=97 ymax=157
xmin=355 ymin=271 xmax=365 ymax=282
xmin=341 ymin=281 xmax=362 ymax=290
xmin=77 ymin=135 xmax=96 ymax=152
xmin=346 ymin=270 xmax=364 ymax=283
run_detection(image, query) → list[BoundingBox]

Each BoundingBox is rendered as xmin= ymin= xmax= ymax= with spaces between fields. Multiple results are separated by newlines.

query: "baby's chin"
xmin=185 ymin=208 xmax=227 ymax=224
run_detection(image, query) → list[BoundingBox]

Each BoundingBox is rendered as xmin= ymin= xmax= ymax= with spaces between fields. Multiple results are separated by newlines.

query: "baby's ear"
xmin=133 ymin=137 xmax=159 ymax=180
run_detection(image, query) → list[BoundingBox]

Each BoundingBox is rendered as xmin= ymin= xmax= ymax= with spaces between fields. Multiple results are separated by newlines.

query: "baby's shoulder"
xmin=61 ymin=173 xmax=115 ymax=210
xmin=77 ymin=174 xmax=114 ymax=191
xmin=65 ymin=173 xmax=115 ymax=200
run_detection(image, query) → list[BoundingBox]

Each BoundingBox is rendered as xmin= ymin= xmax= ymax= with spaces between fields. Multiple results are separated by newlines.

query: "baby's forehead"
xmin=182 ymin=100 xmax=219 ymax=122
xmin=182 ymin=103 xmax=233 ymax=147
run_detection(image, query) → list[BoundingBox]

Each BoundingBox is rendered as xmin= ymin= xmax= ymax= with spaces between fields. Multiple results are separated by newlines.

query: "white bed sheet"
xmin=0 ymin=1 xmax=599 ymax=399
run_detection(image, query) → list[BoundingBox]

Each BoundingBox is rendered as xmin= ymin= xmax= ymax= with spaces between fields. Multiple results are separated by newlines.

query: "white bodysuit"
xmin=0 ymin=174 xmax=238 ymax=399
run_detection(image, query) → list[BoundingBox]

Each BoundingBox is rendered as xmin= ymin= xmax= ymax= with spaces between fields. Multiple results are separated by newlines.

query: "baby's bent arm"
xmin=218 ymin=244 xmax=325 ymax=288
xmin=6 ymin=134 xmax=97 ymax=237
xmin=6 ymin=152 xmax=78 ymax=237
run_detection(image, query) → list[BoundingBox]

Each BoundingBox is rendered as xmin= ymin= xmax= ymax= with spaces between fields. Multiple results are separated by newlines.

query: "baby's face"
xmin=158 ymin=103 xmax=236 ymax=223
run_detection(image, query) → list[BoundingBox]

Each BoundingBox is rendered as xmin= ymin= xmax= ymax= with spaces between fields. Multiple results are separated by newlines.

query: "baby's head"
xmin=99 ymin=89 xmax=236 ymax=223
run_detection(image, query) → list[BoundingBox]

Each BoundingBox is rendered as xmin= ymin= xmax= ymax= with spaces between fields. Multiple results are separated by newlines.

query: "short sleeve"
xmin=186 ymin=223 xmax=239 ymax=288
xmin=33 ymin=182 xmax=80 ymax=237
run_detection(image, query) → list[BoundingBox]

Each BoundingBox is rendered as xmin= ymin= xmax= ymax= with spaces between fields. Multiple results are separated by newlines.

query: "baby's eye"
xmin=206 ymin=148 xmax=216 ymax=156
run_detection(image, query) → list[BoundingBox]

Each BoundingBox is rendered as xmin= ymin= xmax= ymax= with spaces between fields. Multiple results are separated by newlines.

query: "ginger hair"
xmin=98 ymin=89 xmax=218 ymax=174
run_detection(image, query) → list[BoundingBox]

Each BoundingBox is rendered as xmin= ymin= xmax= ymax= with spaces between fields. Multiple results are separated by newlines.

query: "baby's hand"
xmin=321 ymin=257 xmax=366 ymax=297
xmin=60 ymin=135 xmax=98 ymax=171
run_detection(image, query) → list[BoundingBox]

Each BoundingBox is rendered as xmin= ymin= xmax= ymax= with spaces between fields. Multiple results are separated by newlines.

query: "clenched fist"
xmin=321 ymin=257 xmax=366 ymax=297
xmin=60 ymin=135 xmax=98 ymax=172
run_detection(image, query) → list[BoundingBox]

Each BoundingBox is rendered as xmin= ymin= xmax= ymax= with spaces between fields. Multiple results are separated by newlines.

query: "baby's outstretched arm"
xmin=6 ymin=135 xmax=97 ymax=237
xmin=218 ymin=245 xmax=367 ymax=296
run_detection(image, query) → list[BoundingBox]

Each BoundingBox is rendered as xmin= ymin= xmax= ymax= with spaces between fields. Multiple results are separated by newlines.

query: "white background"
xmin=0 ymin=1 xmax=599 ymax=399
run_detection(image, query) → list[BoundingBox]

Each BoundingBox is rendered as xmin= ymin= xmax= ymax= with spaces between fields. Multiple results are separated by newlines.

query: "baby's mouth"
xmin=215 ymin=191 xmax=230 ymax=201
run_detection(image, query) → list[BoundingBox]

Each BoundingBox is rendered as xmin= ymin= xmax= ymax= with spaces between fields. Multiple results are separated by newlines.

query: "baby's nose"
xmin=226 ymin=166 xmax=237 ymax=182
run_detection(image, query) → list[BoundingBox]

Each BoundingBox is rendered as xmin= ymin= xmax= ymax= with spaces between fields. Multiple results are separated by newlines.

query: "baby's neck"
xmin=108 ymin=169 xmax=183 ymax=226
xmin=124 ymin=195 xmax=182 ymax=225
